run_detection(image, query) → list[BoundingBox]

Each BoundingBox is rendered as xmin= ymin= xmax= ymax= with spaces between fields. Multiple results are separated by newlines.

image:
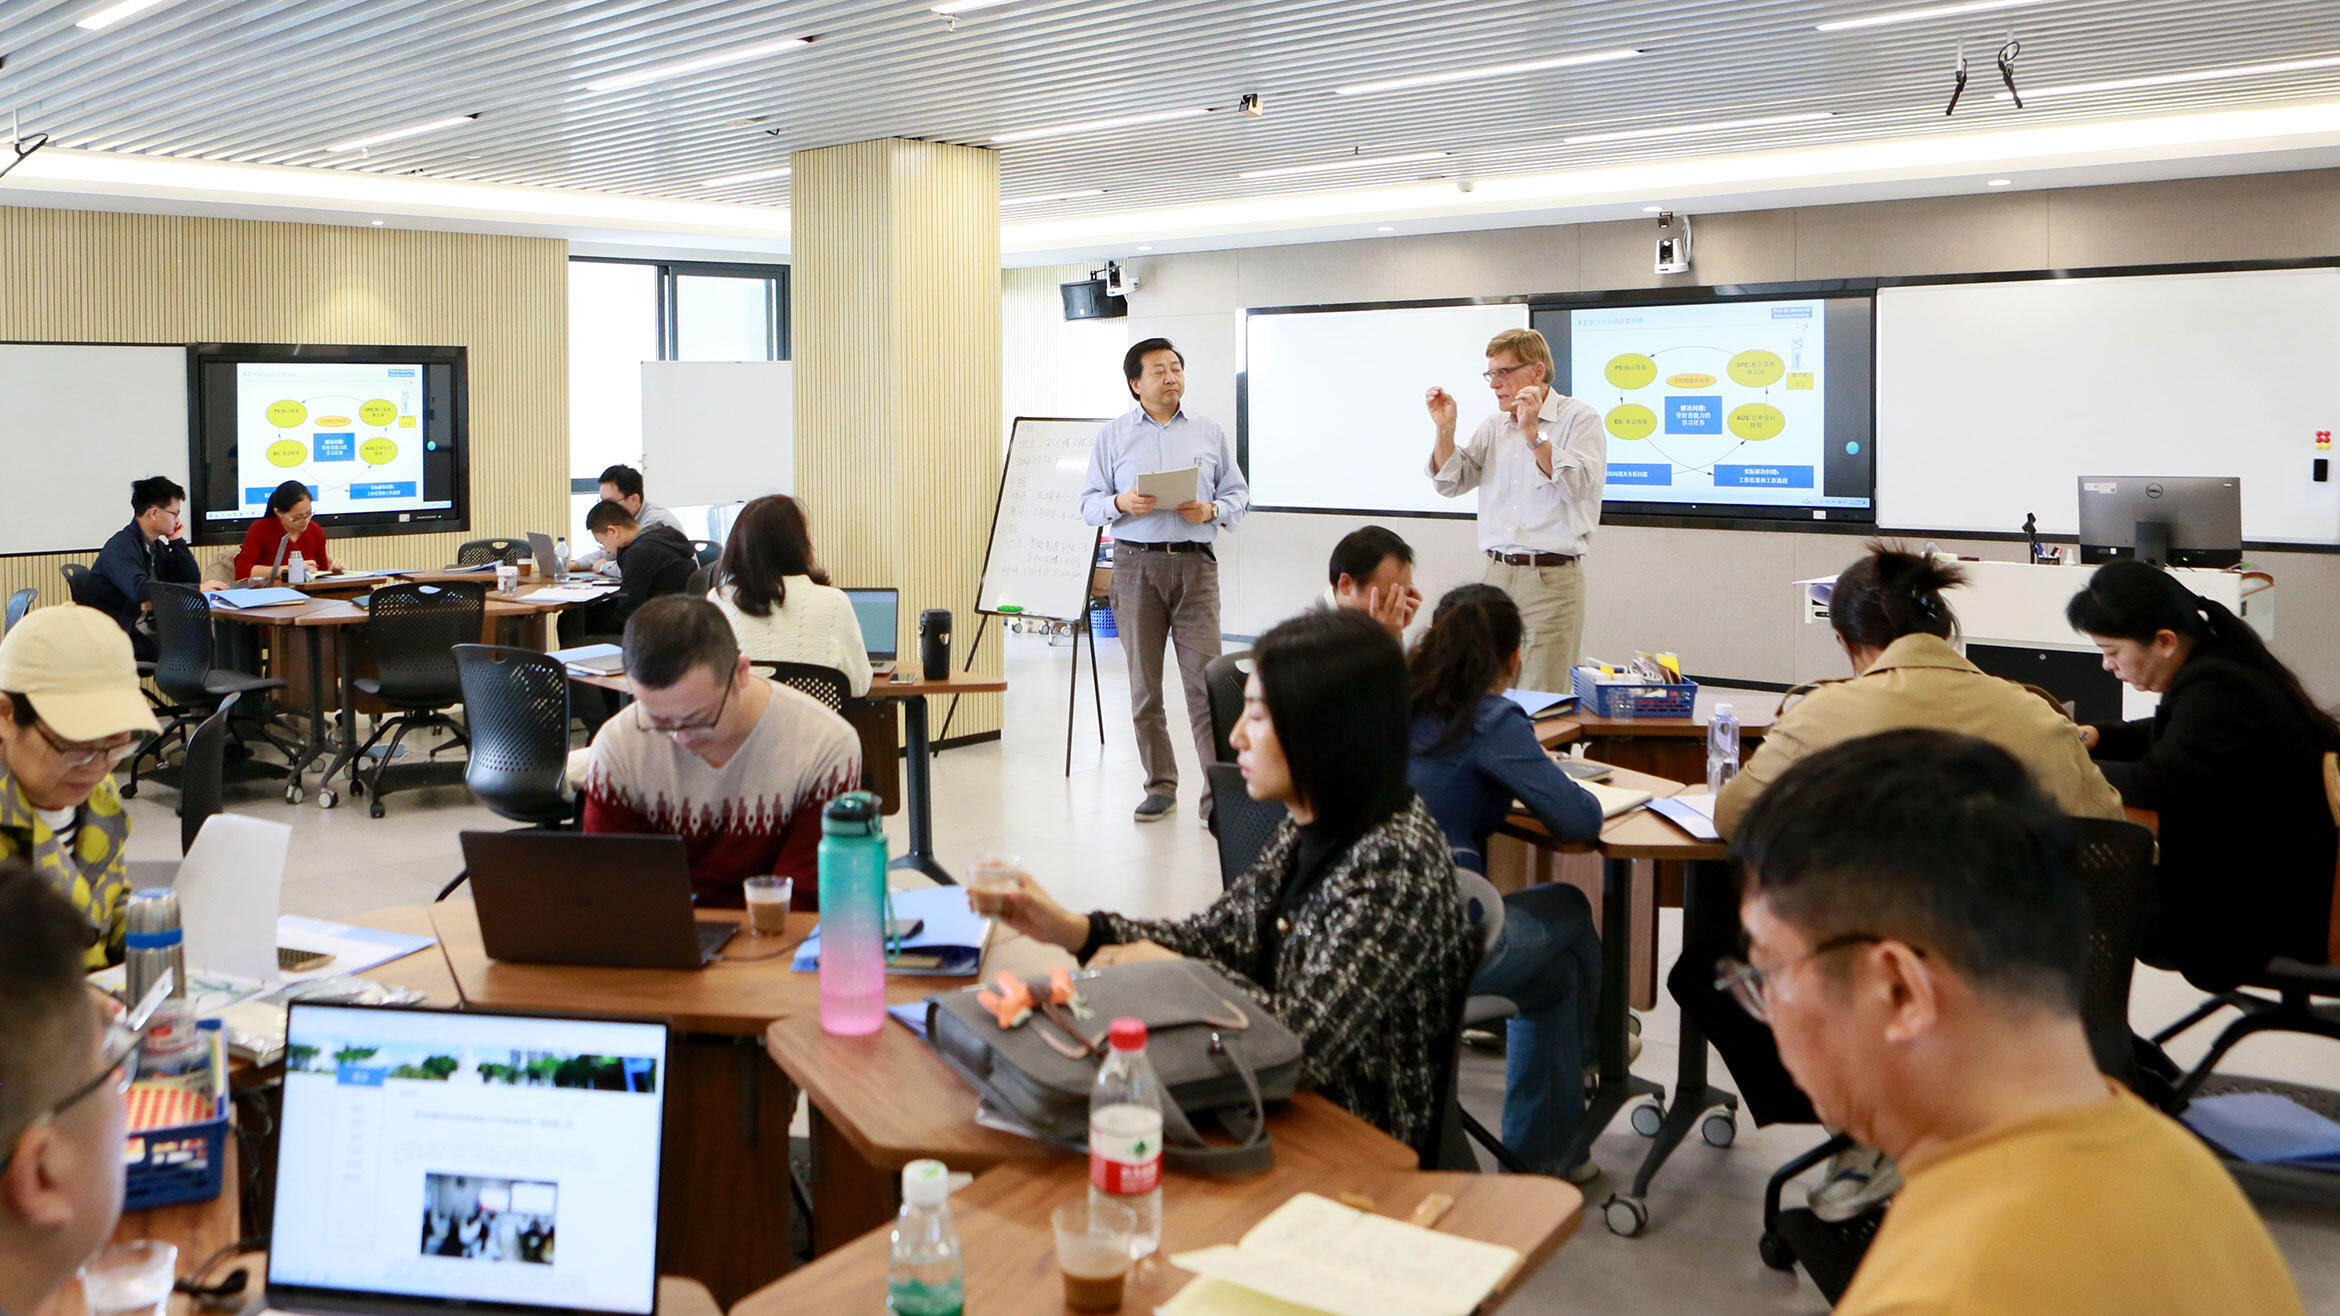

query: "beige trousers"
xmin=1482 ymin=557 xmax=1586 ymax=694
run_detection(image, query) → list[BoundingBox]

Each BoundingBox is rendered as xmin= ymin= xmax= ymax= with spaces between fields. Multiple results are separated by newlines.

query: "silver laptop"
xmin=844 ymin=586 xmax=899 ymax=674
xmin=265 ymin=1001 xmax=668 ymax=1316
xmin=526 ymin=532 xmax=569 ymax=584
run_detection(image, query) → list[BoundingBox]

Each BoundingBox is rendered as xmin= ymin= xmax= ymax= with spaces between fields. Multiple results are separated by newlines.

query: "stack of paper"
xmin=548 ymin=642 xmax=625 ymax=675
xmin=525 ymin=583 xmax=621 ymax=604
xmin=209 ymin=586 xmax=309 ymax=609
xmin=1162 ymin=1193 xmax=1520 ymax=1316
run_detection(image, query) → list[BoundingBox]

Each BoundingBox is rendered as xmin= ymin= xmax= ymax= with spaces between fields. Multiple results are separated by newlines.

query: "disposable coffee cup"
xmin=1054 ymin=1200 xmax=1135 ymax=1312
xmin=743 ymin=877 xmax=793 ymax=936
xmin=967 ymin=855 xmax=1020 ymax=917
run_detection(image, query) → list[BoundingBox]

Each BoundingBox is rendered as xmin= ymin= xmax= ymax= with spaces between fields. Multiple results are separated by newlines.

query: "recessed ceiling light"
xmin=1986 ymin=177 xmax=2013 ymax=185
xmin=369 ymin=219 xmax=384 ymax=225
xmin=1998 ymin=53 xmax=2340 ymax=100
xmin=1642 ymin=204 xmax=1663 ymax=212
xmin=1564 ymin=111 xmax=1835 ymax=145
xmin=1000 ymin=188 xmax=1107 ymax=206
xmin=1136 ymin=244 xmax=1152 ymax=250
xmin=931 ymin=0 xmax=1013 ymax=12
xmin=585 ymin=35 xmax=811 ymax=94
xmin=1814 ymin=1 xmax=2042 ymax=33
xmin=700 ymin=165 xmax=792 ymax=187
xmin=326 ymin=114 xmax=480 ymax=153
xmin=1239 ymin=151 xmax=1451 ymax=180
xmin=1334 ymin=48 xmax=1641 ymax=97
xmin=74 ymin=0 xmax=177 ymax=29
xmin=992 ymin=107 xmax=1210 ymax=144
xmin=1376 ymin=225 xmax=1395 ymax=232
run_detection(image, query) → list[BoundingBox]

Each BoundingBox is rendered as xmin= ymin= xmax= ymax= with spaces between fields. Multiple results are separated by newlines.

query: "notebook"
xmin=791 ymin=884 xmax=986 ymax=977
xmin=1579 ymin=780 xmax=1653 ymax=819
xmin=1162 ymin=1192 xmax=1520 ymax=1316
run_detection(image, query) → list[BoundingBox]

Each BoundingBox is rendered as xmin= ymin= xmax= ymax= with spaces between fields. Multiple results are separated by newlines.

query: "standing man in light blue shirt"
xmin=1081 ymin=338 xmax=1250 ymax=825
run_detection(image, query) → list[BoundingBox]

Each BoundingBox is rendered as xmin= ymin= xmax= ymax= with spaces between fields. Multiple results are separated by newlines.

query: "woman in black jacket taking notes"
xmin=2068 ymin=560 xmax=2339 ymax=991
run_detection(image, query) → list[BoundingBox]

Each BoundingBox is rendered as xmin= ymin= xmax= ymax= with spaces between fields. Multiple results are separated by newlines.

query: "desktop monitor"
xmin=844 ymin=587 xmax=899 ymax=661
xmin=267 ymin=1003 xmax=668 ymax=1316
xmin=2076 ymin=476 xmax=2243 ymax=568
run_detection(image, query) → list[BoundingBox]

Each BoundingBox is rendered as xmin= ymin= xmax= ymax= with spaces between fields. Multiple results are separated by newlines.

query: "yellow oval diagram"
xmin=314 ymin=414 xmax=351 ymax=426
xmin=1666 ymin=373 xmax=1717 ymax=389
xmin=1729 ymin=403 xmax=1786 ymax=440
xmin=1605 ymin=404 xmax=1657 ymax=440
xmin=1604 ymin=354 xmax=1657 ymax=390
xmin=358 ymin=399 xmax=400 ymax=426
xmin=360 ymin=438 xmax=399 ymax=464
xmin=266 ymin=400 xmax=307 ymax=428
xmin=267 ymin=440 xmax=308 ymax=467
xmin=1728 ymin=351 xmax=1785 ymax=388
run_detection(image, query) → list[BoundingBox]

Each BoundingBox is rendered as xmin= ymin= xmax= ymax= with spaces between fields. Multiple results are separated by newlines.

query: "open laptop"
xmin=843 ymin=586 xmax=899 ymax=677
xmin=526 ymin=532 xmax=569 ymax=584
xmin=265 ymin=1001 xmax=668 ymax=1316
xmin=459 ymin=832 xmax=737 ymax=969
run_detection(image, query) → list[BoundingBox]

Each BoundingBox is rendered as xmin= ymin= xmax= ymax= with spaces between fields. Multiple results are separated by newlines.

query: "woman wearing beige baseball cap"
xmin=0 ymin=606 xmax=162 ymax=968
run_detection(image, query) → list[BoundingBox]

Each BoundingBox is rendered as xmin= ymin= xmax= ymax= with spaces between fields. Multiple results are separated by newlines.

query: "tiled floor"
xmin=121 ymin=627 xmax=2340 ymax=1313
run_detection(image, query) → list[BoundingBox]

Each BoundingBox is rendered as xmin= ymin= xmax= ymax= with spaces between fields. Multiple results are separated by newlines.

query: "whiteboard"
xmin=1876 ymin=270 xmax=2340 ymax=544
xmin=976 ymin=417 xmax=1109 ymax=622
xmin=1245 ymin=302 xmax=1529 ymax=515
xmin=640 ymin=361 xmax=793 ymax=508
xmin=0 ymin=345 xmax=187 ymax=555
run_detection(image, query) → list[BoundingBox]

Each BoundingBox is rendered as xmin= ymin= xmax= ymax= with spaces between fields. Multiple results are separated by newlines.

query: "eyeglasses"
xmin=1481 ymin=362 xmax=1535 ymax=383
xmin=0 ymin=989 xmax=143 ymax=1172
xmin=634 ymin=672 xmax=736 ymax=739
xmin=1714 ymin=933 xmax=1902 ymax=1023
xmin=33 ymin=720 xmax=146 ymax=769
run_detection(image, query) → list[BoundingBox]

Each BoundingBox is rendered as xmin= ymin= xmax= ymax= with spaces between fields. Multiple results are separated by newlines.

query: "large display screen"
xmin=188 ymin=344 xmax=469 ymax=542
xmin=1536 ymin=293 xmax=1874 ymax=522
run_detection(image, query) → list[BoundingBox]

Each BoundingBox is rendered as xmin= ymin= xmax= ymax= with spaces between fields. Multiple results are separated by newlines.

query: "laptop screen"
xmin=844 ymin=587 xmax=899 ymax=660
xmin=269 ymin=1004 xmax=668 ymax=1316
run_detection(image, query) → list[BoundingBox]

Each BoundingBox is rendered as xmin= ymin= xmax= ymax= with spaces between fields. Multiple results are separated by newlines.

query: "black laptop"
xmin=458 ymin=831 xmax=736 ymax=969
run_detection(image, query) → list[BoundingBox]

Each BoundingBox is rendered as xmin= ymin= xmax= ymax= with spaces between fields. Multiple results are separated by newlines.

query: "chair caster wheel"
xmin=122 ymin=782 xmax=140 ymax=799
xmin=317 ymin=789 xmax=339 ymax=810
xmin=1758 ymin=1231 xmax=1795 ymax=1271
xmin=349 ymin=778 xmax=366 ymax=797
xmin=1603 ymin=1195 xmax=1649 ymax=1237
xmin=370 ymin=800 xmax=386 ymax=819
xmin=1701 ymin=1111 xmax=1737 ymax=1148
xmin=285 ymin=784 xmax=304 ymax=805
xmin=1629 ymin=1099 xmax=1665 ymax=1138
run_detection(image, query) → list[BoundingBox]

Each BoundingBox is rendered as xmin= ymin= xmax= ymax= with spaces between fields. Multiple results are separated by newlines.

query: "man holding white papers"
xmin=1425 ymin=327 xmax=1606 ymax=690
xmin=1080 ymin=338 xmax=1250 ymax=825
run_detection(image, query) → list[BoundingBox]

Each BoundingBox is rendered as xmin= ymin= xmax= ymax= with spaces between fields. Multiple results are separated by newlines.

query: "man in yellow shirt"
xmin=1726 ymin=729 xmax=2302 ymax=1314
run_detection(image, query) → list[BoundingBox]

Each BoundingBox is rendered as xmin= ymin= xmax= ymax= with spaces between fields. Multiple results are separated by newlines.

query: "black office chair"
xmin=688 ymin=539 xmax=722 ymax=567
xmin=58 ymin=563 xmax=99 ymax=607
xmin=1436 ymin=866 xmax=1535 ymax=1175
xmin=1756 ymin=815 xmax=2159 ymax=1299
xmin=456 ymin=538 xmax=531 ymax=567
xmin=337 ymin=583 xmax=482 ymax=818
xmin=4 ymin=587 xmax=33 ymax=633
xmin=754 ymin=660 xmax=852 ymax=714
xmin=1202 ymin=651 xmax=1252 ymax=764
xmin=131 ymin=583 xmax=295 ymax=800
xmin=452 ymin=645 xmax=576 ymax=828
xmin=177 ymin=692 xmax=241 ymax=855
xmin=1206 ymin=762 xmax=1286 ymax=888
xmin=684 ymin=563 xmax=711 ymax=599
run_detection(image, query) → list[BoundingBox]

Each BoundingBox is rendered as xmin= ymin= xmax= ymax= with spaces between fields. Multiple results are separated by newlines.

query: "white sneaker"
xmin=1807 ymin=1145 xmax=1901 ymax=1223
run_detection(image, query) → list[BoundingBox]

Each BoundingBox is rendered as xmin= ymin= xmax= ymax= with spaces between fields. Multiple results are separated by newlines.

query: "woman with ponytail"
xmin=1406 ymin=583 xmax=1603 ymax=1180
xmin=2069 ymin=559 xmax=2339 ymax=990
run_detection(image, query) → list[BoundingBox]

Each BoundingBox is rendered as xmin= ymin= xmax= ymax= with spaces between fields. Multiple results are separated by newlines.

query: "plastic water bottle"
xmin=124 ymin=889 xmax=201 ymax=1075
xmin=552 ymin=537 xmax=571 ymax=583
xmin=1090 ymin=1018 xmax=1166 ymax=1258
xmin=817 ymin=790 xmax=889 ymax=1036
xmin=286 ymin=551 xmax=308 ymax=585
xmin=1707 ymin=703 xmax=1741 ymax=797
xmin=885 ymin=1159 xmax=964 ymax=1316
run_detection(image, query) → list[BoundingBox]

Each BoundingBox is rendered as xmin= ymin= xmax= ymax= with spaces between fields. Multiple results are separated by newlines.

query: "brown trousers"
xmin=1109 ymin=546 xmax=1223 ymax=810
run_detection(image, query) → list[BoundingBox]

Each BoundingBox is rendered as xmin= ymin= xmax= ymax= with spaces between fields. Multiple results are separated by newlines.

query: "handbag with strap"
xmin=925 ymin=958 xmax=1303 ymax=1177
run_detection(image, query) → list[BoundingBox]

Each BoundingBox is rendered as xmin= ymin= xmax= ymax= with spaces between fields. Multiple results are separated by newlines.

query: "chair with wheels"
xmin=456 ymin=538 xmax=531 ymax=567
xmin=441 ymin=644 xmax=578 ymax=901
xmin=1206 ymin=761 xmax=1286 ymax=888
xmin=334 ymin=583 xmax=482 ymax=817
xmin=684 ymin=563 xmax=711 ymax=599
xmin=1201 ymin=651 xmax=1252 ymax=764
xmin=752 ymin=660 xmax=851 ymax=714
xmin=132 ymin=583 xmax=296 ymax=801
xmin=688 ymin=539 xmax=722 ymax=567
xmin=176 ymin=692 xmax=242 ymax=855
xmin=4 ymin=587 xmax=33 ymax=633
xmin=1434 ymin=866 xmax=1535 ymax=1175
xmin=1755 ymin=814 xmax=2159 ymax=1301
xmin=58 ymin=563 xmax=98 ymax=607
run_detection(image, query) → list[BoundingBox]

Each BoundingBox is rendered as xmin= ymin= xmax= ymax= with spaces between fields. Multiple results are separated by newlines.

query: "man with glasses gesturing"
xmin=1426 ymin=328 xmax=1605 ymax=688
xmin=0 ymin=606 xmax=160 ymax=969
xmin=579 ymin=597 xmax=859 ymax=912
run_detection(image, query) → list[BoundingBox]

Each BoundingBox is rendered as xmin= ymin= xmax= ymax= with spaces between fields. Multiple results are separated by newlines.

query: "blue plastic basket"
xmin=122 ymin=1022 xmax=229 ymax=1211
xmin=1572 ymin=667 xmax=1698 ymax=719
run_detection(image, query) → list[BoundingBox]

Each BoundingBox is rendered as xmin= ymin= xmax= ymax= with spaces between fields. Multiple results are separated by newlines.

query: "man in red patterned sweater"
xmin=581 ymin=596 xmax=860 ymax=910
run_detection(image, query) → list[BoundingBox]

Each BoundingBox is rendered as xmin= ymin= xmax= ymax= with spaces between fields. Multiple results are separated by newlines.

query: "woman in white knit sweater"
xmin=707 ymin=495 xmax=873 ymax=696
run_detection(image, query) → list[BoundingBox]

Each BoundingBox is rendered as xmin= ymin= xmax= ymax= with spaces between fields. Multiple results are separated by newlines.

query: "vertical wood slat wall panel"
xmin=0 ymin=207 xmax=567 ymax=610
xmin=793 ymin=139 xmax=1004 ymax=739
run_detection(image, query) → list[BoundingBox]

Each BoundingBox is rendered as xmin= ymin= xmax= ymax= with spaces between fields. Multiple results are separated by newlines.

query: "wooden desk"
xmin=568 ymin=669 xmax=1011 ymax=884
xmin=733 ymin=1157 xmax=1581 ymax=1316
xmin=428 ymin=901 xmax=976 ymax=1306
xmin=764 ymin=1011 xmax=1417 ymax=1255
xmin=1539 ymin=689 xmax=1783 ymax=785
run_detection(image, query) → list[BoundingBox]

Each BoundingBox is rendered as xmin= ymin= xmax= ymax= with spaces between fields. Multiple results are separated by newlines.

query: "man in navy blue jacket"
xmin=86 ymin=477 xmax=223 ymax=659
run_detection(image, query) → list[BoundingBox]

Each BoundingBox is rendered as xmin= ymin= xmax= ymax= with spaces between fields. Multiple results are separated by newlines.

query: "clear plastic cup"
xmin=1053 ymin=1199 xmax=1135 ymax=1312
xmin=742 ymin=876 xmax=794 ymax=936
xmin=967 ymin=854 xmax=1021 ymax=917
xmin=79 ymin=1239 xmax=177 ymax=1316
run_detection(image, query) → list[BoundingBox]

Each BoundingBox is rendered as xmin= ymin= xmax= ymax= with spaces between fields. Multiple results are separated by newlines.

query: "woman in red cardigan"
xmin=233 ymin=479 xmax=340 ymax=582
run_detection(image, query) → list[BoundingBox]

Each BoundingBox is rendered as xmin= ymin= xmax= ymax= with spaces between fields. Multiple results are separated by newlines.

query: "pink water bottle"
xmin=817 ymin=791 xmax=889 ymax=1036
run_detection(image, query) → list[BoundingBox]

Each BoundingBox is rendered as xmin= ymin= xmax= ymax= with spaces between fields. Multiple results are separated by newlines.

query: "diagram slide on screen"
xmin=236 ymin=363 xmax=440 ymax=516
xmin=1570 ymin=300 xmax=1831 ymax=507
